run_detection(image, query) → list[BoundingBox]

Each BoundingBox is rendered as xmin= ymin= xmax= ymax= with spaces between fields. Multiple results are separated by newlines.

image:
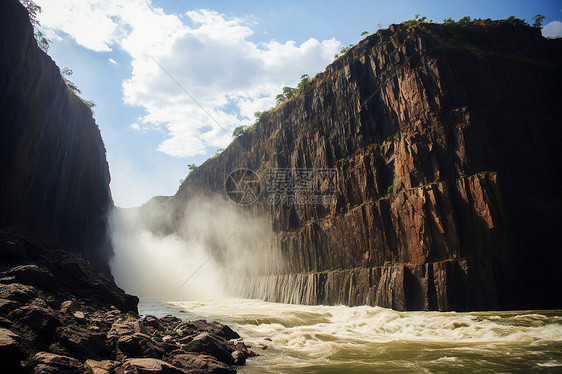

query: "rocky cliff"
xmin=150 ymin=20 xmax=562 ymax=311
xmin=0 ymin=0 xmax=114 ymax=275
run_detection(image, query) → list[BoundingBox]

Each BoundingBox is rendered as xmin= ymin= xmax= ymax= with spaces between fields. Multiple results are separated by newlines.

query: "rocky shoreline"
xmin=0 ymin=226 xmax=255 ymax=373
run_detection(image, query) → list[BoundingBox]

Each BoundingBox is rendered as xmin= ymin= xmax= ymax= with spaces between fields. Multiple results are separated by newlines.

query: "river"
xmin=139 ymin=298 xmax=562 ymax=373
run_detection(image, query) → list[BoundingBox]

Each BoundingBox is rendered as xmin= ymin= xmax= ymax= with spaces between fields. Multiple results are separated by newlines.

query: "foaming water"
xmin=140 ymin=298 xmax=562 ymax=373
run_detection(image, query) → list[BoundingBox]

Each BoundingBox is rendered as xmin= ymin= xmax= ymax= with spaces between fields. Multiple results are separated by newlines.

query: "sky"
xmin=31 ymin=0 xmax=562 ymax=208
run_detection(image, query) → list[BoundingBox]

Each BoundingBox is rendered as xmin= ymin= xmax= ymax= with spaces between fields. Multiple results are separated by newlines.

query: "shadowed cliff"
xmin=140 ymin=20 xmax=562 ymax=311
xmin=0 ymin=0 xmax=114 ymax=275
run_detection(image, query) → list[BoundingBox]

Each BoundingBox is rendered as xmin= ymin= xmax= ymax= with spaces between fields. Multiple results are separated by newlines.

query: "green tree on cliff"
xmin=61 ymin=68 xmax=96 ymax=108
xmin=532 ymin=14 xmax=546 ymax=29
xmin=275 ymin=75 xmax=311 ymax=106
xmin=187 ymin=163 xmax=198 ymax=174
xmin=296 ymin=74 xmax=310 ymax=91
xmin=233 ymin=125 xmax=250 ymax=138
xmin=20 ymin=0 xmax=50 ymax=52
xmin=20 ymin=0 xmax=41 ymax=26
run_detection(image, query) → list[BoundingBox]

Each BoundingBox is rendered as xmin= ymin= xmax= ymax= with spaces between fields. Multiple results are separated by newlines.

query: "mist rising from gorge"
xmin=109 ymin=194 xmax=282 ymax=300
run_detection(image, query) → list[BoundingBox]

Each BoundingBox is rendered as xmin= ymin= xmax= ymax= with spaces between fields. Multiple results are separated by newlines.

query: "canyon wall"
xmin=151 ymin=21 xmax=562 ymax=311
xmin=0 ymin=0 xmax=114 ymax=275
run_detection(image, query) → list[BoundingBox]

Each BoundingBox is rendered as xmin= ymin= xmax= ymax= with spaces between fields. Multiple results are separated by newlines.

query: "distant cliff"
xmin=146 ymin=20 xmax=562 ymax=311
xmin=0 ymin=0 xmax=114 ymax=275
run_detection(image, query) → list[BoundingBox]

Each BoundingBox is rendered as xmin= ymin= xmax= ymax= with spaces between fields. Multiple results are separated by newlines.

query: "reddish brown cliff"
xmin=0 ymin=0 xmax=114 ymax=275
xmin=153 ymin=21 xmax=562 ymax=311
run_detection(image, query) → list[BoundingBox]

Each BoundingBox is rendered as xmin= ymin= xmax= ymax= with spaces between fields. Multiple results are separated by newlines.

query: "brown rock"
xmin=0 ymin=327 xmax=24 ymax=372
xmin=60 ymin=300 xmax=79 ymax=314
xmin=170 ymin=353 xmax=236 ymax=373
xmin=176 ymin=320 xmax=239 ymax=341
xmin=29 ymin=351 xmax=84 ymax=374
xmin=5 ymin=265 xmax=58 ymax=290
xmin=230 ymin=350 xmax=246 ymax=365
xmin=183 ymin=333 xmax=233 ymax=365
xmin=49 ymin=324 xmax=108 ymax=362
xmin=109 ymin=320 xmax=147 ymax=339
xmin=0 ymin=297 xmax=20 ymax=313
xmin=116 ymin=358 xmax=184 ymax=374
xmin=117 ymin=333 xmax=165 ymax=359
xmin=84 ymin=359 xmax=120 ymax=374
xmin=9 ymin=302 xmax=61 ymax=347
xmin=0 ymin=283 xmax=38 ymax=302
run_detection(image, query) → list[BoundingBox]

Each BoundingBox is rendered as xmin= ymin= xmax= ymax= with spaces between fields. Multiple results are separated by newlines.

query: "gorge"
xmin=1 ymin=0 xmax=562 ymax=371
xmin=134 ymin=19 xmax=562 ymax=312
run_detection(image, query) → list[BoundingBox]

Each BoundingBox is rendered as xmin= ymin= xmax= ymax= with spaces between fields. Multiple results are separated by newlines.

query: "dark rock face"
xmin=0 ymin=227 xmax=139 ymax=314
xmin=0 ymin=0 xmax=114 ymax=275
xmin=0 ymin=327 xmax=25 ymax=372
xmin=155 ymin=22 xmax=562 ymax=311
xmin=0 ymin=227 xmax=254 ymax=373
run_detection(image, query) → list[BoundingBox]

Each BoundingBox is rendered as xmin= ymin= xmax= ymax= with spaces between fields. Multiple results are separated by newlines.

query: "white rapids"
xmin=139 ymin=298 xmax=562 ymax=373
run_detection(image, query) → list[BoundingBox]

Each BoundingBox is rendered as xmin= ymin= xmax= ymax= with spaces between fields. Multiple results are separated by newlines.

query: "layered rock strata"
xmin=146 ymin=22 xmax=562 ymax=311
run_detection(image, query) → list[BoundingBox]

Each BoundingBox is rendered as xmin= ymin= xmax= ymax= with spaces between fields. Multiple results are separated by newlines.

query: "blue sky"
xmin=34 ymin=0 xmax=562 ymax=208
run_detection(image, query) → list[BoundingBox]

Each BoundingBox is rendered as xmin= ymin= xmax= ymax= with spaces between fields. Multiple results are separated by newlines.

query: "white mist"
xmin=109 ymin=193 xmax=281 ymax=301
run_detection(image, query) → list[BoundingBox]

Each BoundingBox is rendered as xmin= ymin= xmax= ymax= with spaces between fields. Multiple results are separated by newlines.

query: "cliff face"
xmin=0 ymin=0 xmax=114 ymax=275
xmin=154 ymin=22 xmax=562 ymax=311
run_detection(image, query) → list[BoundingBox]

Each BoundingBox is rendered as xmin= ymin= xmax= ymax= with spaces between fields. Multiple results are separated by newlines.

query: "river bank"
xmin=0 ymin=226 xmax=254 ymax=373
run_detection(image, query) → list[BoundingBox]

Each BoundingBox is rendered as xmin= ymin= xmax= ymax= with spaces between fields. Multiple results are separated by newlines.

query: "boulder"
xmin=183 ymin=333 xmax=233 ymax=365
xmin=108 ymin=320 xmax=147 ymax=339
xmin=9 ymin=302 xmax=60 ymax=347
xmin=230 ymin=350 xmax=246 ymax=365
xmin=117 ymin=333 xmax=165 ymax=359
xmin=234 ymin=341 xmax=257 ymax=358
xmin=29 ymin=351 xmax=84 ymax=374
xmin=60 ymin=300 xmax=80 ymax=314
xmin=116 ymin=358 xmax=185 ymax=374
xmin=0 ymin=283 xmax=38 ymax=302
xmin=73 ymin=311 xmax=86 ymax=322
xmin=0 ymin=327 xmax=24 ymax=372
xmin=0 ymin=297 xmax=20 ymax=313
xmin=84 ymin=359 xmax=121 ymax=374
xmin=140 ymin=315 xmax=161 ymax=331
xmin=175 ymin=320 xmax=239 ymax=340
xmin=5 ymin=265 xmax=58 ymax=290
xmin=50 ymin=324 xmax=108 ymax=362
xmin=170 ymin=353 xmax=235 ymax=374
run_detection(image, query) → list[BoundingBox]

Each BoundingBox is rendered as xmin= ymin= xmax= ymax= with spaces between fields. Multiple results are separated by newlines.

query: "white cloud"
xmin=36 ymin=0 xmax=123 ymax=52
xmin=543 ymin=21 xmax=562 ymax=38
xmin=130 ymin=123 xmax=140 ymax=130
xmin=36 ymin=1 xmax=341 ymax=158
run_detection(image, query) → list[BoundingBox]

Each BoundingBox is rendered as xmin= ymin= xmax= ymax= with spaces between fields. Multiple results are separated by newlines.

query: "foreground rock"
xmin=0 ymin=227 xmax=255 ymax=373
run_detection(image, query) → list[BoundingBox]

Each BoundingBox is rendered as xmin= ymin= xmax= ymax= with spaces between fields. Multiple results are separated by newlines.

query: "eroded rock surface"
xmin=0 ymin=228 xmax=255 ymax=373
xmin=146 ymin=21 xmax=562 ymax=311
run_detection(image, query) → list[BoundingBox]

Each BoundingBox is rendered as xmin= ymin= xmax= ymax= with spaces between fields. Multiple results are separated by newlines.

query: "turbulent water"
xmin=140 ymin=298 xmax=562 ymax=373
